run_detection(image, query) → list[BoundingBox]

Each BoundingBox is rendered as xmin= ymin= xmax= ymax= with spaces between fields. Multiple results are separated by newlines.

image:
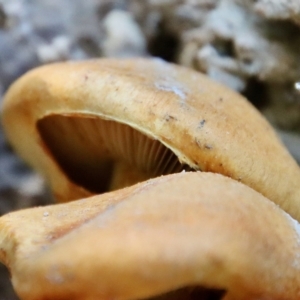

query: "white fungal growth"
xmin=154 ymin=79 xmax=187 ymax=100
xmin=152 ymin=57 xmax=188 ymax=101
xmin=290 ymin=218 xmax=300 ymax=245
xmin=294 ymin=81 xmax=300 ymax=92
xmin=287 ymin=214 xmax=300 ymax=269
xmin=46 ymin=268 xmax=65 ymax=284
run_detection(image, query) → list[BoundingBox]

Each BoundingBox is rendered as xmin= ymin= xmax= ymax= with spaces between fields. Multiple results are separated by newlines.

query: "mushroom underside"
xmin=37 ymin=114 xmax=193 ymax=193
xmin=142 ymin=286 xmax=225 ymax=300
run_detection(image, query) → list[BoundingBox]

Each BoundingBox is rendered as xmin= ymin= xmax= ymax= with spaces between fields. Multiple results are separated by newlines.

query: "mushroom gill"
xmin=37 ymin=114 xmax=191 ymax=194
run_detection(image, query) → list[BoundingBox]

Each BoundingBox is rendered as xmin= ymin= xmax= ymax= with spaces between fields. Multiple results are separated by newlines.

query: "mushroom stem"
xmin=109 ymin=161 xmax=150 ymax=191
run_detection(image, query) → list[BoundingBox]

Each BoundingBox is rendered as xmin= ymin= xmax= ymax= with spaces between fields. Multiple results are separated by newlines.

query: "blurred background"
xmin=1 ymin=0 xmax=300 ymax=298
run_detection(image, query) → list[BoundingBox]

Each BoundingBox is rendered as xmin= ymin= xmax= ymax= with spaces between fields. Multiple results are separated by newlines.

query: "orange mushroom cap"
xmin=2 ymin=58 xmax=300 ymax=221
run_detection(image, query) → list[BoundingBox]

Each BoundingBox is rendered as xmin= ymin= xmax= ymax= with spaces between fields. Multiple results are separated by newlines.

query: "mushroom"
xmin=2 ymin=58 xmax=300 ymax=221
xmin=1 ymin=172 xmax=300 ymax=300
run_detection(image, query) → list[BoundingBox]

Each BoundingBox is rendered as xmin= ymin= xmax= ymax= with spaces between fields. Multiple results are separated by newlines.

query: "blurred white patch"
xmin=18 ymin=173 xmax=45 ymax=197
xmin=102 ymin=10 xmax=146 ymax=57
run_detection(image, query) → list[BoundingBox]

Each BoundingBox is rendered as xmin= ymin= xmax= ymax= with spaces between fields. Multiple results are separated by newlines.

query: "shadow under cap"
xmin=37 ymin=115 xmax=190 ymax=194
